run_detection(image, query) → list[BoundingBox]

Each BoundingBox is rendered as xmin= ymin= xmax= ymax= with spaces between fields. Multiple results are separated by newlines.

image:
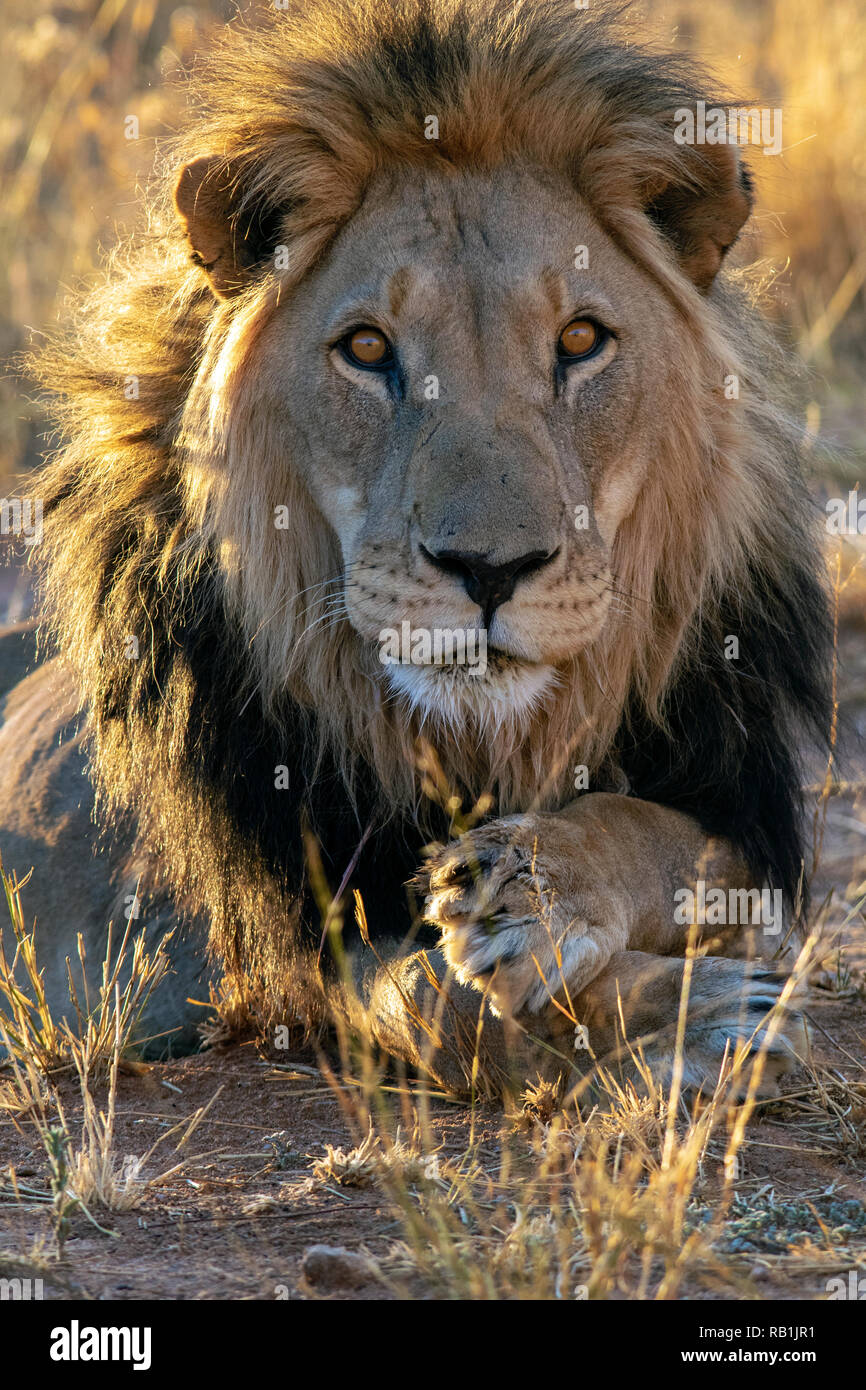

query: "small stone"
xmin=301 ymin=1244 xmax=378 ymax=1290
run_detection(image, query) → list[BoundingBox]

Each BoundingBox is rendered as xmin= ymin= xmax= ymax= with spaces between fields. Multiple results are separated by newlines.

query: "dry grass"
xmin=61 ymin=1033 xmax=220 ymax=1216
xmin=195 ymin=967 xmax=268 ymax=1051
xmin=283 ymin=929 xmax=841 ymax=1301
xmin=0 ymin=861 xmax=222 ymax=1249
xmin=311 ymin=1120 xmax=467 ymax=1191
xmin=0 ymin=860 xmax=171 ymax=1087
xmin=1 ymin=1036 xmax=222 ymax=1255
xmin=0 ymin=865 xmax=65 ymax=1075
xmin=315 ymin=1074 xmax=744 ymax=1299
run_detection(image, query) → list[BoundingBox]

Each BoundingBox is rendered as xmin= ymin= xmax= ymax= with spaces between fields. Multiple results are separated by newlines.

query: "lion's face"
xmin=246 ymin=163 xmax=684 ymax=725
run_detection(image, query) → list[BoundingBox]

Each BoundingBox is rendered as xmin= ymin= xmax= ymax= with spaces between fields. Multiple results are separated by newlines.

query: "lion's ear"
xmin=174 ymin=155 xmax=284 ymax=299
xmin=644 ymin=143 xmax=753 ymax=294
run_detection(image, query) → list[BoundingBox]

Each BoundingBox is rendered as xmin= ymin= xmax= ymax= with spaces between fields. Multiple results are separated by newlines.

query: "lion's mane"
xmin=30 ymin=0 xmax=831 ymax=1006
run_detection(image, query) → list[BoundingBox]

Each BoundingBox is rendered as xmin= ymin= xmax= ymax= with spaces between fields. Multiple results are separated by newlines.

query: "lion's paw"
xmin=421 ymin=821 xmax=613 ymax=1016
xmin=665 ymin=958 xmax=810 ymax=1098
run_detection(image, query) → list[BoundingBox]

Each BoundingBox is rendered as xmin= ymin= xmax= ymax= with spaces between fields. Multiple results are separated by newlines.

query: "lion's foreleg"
xmin=423 ymin=792 xmax=759 ymax=1017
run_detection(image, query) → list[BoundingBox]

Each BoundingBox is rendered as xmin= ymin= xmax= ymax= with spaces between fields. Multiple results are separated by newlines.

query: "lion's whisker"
xmin=249 ymin=573 xmax=345 ymax=646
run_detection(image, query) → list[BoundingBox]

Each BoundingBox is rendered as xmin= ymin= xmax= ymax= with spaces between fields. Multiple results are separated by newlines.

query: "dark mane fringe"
xmin=620 ymin=546 xmax=832 ymax=909
xmin=27 ymin=0 xmax=832 ymax=998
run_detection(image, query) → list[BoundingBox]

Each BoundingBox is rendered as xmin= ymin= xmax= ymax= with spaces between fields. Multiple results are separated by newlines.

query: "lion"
xmin=3 ymin=0 xmax=831 ymax=1096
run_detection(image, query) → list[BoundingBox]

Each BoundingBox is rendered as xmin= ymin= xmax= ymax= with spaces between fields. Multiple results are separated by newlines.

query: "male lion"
xmin=4 ymin=0 xmax=831 ymax=1095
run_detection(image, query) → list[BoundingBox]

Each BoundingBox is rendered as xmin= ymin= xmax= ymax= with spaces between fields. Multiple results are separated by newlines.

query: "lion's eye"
xmin=557 ymin=318 xmax=601 ymax=360
xmin=340 ymin=326 xmax=394 ymax=369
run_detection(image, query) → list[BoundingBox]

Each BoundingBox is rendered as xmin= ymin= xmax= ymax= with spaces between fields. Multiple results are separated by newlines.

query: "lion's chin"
xmin=383 ymin=654 xmax=558 ymax=732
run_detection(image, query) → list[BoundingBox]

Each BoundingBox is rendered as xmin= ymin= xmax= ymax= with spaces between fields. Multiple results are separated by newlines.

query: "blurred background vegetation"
xmin=1 ymin=0 xmax=864 ymax=490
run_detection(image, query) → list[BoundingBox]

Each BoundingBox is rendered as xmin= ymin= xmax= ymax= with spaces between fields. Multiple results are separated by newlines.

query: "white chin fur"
xmin=384 ymin=656 xmax=557 ymax=733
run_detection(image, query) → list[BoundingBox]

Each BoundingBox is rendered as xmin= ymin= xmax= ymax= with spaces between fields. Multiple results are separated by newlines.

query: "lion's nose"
xmin=420 ymin=546 xmax=559 ymax=622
